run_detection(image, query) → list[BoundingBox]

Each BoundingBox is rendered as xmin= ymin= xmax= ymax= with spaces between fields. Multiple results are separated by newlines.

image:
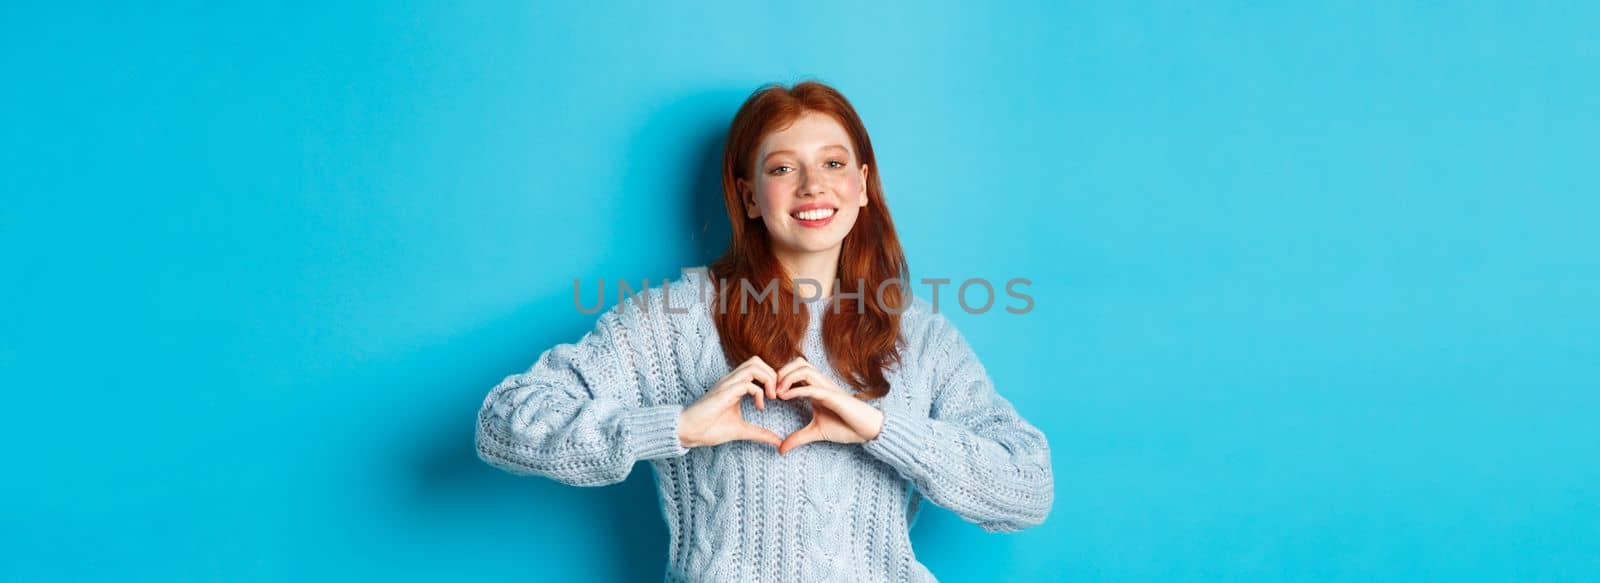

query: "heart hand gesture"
xmin=771 ymin=357 xmax=886 ymax=455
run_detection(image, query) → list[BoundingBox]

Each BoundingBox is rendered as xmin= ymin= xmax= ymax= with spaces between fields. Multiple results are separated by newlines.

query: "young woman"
xmin=476 ymin=81 xmax=1053 ymax=582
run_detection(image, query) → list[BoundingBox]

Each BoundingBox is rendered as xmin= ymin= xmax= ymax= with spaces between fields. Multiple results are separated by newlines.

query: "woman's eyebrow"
xmin=762 ymin=145 xmax=849 ymax=162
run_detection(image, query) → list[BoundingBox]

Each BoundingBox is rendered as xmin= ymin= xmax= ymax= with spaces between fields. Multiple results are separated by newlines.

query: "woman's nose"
xmin=798 ymin=170 xmax=825 ymax=196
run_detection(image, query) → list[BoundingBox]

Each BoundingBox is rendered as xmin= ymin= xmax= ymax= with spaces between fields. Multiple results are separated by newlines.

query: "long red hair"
xmin=709 ymin=81 xmax=909 ymax=399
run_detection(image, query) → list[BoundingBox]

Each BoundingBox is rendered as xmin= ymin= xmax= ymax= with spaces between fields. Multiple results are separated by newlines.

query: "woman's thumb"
xmin=739 ymin=422 xmax=782 ymax=448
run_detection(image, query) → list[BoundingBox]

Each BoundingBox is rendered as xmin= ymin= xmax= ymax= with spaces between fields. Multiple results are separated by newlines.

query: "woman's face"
xmin=737 ymin=111 xmax=870 ymax=260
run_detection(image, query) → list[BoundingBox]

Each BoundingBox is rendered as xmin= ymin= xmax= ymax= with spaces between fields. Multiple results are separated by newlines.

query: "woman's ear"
xmin=737 ymin=178 xmax=761 ymax=219
xmin=858 ymin=164 xmax=870 ymax=207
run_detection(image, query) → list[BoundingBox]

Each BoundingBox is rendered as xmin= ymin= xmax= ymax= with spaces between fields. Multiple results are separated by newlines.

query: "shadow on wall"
xmin=399 ymin=88 xmax=742 ymax=582
xmin=683 ymin=103 xmax=733 ymax=268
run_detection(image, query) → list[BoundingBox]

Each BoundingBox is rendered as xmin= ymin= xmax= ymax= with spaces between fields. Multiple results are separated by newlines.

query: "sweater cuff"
xmin=625 ymin=404 xmax=689 ymax=460
xmin=862 ymin=408 xmax=935 ymax=472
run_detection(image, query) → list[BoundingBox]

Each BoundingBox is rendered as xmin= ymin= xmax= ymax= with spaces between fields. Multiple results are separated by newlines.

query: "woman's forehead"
xmin=759 ymin=113 xmax=852 ymax=156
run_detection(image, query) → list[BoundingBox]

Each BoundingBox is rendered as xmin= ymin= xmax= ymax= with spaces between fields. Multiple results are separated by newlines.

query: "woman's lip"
xmin=793 ymin=211 xmax=836 ymax=229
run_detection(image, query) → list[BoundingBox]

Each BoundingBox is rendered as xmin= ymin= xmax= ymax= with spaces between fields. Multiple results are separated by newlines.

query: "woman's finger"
xmin=735 ymin=358 xmax=779 ymax=400
xmin=783 ymin=369 xmax=839 ymax=401
xmin=753 ymin=361 xmax=778 ymax=400
xmin=717 ymin=380 xmax=763 ymax=409
xmin=776 ymin=357 xmax=809 ymax=384
xmin=733 ymin=360 xmax=764 ymax=387
xmin=741 ymin=355 xmax=769 ymax=371
xmin=777 ymin=356 xmax=806 ymax=374
xmin=738 ymin=422 xmax=782 ymax=447
xmin=782 ymin=383 xmax=837 ymax=408
xmin=742 ymin=381 xmax=766 ymax=410
xmin=775 ymin=368 xmax=804 ymax=399
xmin=779 ymin=422 xmax=825 ymax=455
xmin=776 ymin=360 xmax=816 ymax=395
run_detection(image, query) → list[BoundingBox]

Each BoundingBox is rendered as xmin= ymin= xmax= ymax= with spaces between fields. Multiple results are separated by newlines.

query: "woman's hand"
xmin=678 ymin=356 xmax=784 ymax=449
xmin=773 ymin=357 xmax=886 ymax=455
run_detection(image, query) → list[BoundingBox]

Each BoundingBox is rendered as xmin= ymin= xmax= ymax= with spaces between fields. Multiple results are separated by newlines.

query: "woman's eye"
xmin=825 ymin=160 xmax=845 ymax=169
xmin=768 ymin=166 xmax=792 ymax=175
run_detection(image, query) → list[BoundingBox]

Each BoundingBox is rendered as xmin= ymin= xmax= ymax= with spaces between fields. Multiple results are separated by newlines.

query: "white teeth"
xmin=794 ymin=208 xmax=836 ymax=221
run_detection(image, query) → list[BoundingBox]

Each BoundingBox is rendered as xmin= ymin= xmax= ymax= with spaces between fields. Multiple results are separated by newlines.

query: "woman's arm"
xmin=475 ymin=304 xmax=688 ymax=486
xmin=861 ymin=318 xmax=1054 ymax=532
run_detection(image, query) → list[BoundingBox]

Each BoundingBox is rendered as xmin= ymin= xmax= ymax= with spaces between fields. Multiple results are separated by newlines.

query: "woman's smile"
xmin=790 ymin=203 xmax=838 ymax=228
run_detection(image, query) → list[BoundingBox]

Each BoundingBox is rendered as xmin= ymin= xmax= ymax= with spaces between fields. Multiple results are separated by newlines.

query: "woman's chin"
xmin=774 ymin=237 xmax=847 ymax=256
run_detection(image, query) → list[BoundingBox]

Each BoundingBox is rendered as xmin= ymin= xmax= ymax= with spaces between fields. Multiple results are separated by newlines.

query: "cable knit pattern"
xmin=475 ymin=267 xmax=1053 ymax=582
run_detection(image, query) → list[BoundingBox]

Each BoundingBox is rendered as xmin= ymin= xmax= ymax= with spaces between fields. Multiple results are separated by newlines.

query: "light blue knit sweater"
xmin=475 ymin=268 xmax=1053 ymax=582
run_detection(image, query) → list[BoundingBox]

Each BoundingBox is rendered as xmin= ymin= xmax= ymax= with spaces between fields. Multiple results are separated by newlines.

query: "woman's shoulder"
xmin=896 ymin=293 xmax=967 ymax=361
xmin=585 ymin=267 xmax=716 ymax=343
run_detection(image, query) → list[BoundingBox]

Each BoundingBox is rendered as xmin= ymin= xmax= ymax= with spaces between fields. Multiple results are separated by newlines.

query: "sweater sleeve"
xmin=475 ymin=304 xmax=689 ymax=487
xmin=861 ymin=317 xmax=1054 ymax=532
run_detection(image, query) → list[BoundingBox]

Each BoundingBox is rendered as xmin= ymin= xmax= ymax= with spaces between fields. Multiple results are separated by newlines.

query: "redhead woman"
xmin=475 ymin=80 xmax=1053 ymax=582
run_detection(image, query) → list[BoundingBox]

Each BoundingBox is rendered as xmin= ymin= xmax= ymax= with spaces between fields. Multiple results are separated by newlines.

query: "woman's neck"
xmin=774 ymin=246 xmax=841 ymax=301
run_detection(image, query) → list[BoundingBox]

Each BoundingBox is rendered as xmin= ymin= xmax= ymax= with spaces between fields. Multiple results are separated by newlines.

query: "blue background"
xmin=3 ymin=2 xmax=1596 ymax=581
